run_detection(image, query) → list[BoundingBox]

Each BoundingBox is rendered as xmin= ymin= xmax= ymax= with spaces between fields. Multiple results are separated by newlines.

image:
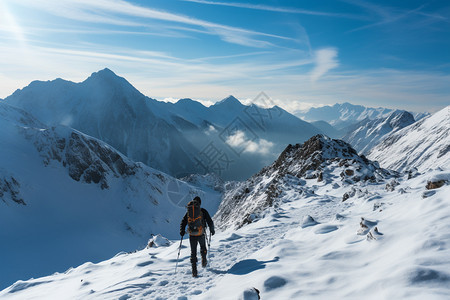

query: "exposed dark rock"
xmin=317 ymin=172 xmax=323 ymax=182
xmin=386 ymin=179 xmax=399 ymax=191
xmin=342 ymin=192 xmax=350 ymax=202
xmin=0 ymin=176 xmax=26 ymax=205
xmin=345 ymin=169 xmax=354 ymax=176
xmin=24 ymin=126 xmax=137 ymax=189
xmin=426 ymin=180 xmax=446 ymax=190
xmin=407 ymin=168 xmax=420 ymax=179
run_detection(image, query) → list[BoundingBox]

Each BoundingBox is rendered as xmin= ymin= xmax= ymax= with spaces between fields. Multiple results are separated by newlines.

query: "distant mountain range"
xmin=297 ymin=102 xmax=428 ymax=130
xmin=2 ymin=68 xmax=439 ymax=181
xmin=4 ymin=68 xmax=322 ymax=180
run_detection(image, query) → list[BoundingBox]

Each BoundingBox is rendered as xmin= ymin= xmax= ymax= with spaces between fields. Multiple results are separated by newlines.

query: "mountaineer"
xmin=180 ymin=196 xmax=215 ymax=277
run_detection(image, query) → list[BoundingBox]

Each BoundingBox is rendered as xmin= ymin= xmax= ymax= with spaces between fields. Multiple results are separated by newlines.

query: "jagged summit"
xmin=269 ymin=134 xmax=384 ymax=180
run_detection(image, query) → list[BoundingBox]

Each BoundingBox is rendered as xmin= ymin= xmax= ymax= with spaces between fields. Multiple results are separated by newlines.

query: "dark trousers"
xmin=189 ymin=234 xmax=207 ymax=264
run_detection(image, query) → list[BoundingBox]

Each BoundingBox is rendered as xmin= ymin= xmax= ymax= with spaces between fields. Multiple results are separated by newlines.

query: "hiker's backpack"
xmin=187 ymin=200 xmax=204 ymax=236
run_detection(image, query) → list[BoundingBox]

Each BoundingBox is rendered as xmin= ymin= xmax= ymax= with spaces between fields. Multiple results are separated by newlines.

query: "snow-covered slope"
xmin=0 ymin=101 xmax=222 ymax=289
xmin=342 ymin=110 xmax=415 ymax=154
xmin=3 ymin=68 xmax=202 ymax=177
xmin=214 ymin=134 xmax=393 ymax=229
xmin=2 ymin=139 xmax=449 ymax=299
xmin=367 ymin=106 xmax=450 ymax=172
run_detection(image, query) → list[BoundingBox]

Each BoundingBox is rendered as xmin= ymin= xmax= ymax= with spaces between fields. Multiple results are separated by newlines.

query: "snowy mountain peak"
xmin=82 ymin=68 xmax=138 ymax=92
xmin=386 ymin=109 xmax=415 ymax=127
xmin=214 ymin=95 xmax=243 ymax=108
xmin=85 ymin=68 xmax=118 ymax=80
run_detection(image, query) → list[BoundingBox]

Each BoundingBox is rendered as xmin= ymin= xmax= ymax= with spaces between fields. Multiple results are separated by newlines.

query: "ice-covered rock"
xmin=301 ymin=215 xmax=319 ymax=228
xmin=240 ymin=288 xmax=260 ymax=300
xmin=147 ymin=234 xmax=171 ymax=248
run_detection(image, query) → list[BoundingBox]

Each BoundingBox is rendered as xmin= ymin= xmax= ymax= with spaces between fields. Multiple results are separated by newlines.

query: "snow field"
xmin=2 ymin=167 xmax=449 ymax=299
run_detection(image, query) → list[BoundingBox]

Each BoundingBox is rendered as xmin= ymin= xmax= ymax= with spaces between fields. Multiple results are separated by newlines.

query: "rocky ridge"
xmin=214 ymin=134 xmax=394 ymax=229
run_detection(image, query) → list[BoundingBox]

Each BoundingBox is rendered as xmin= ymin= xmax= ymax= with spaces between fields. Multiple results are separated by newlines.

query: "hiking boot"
xmin=192 ymin=264 xmax=198 ymax=277
xmin=201 ymin=250 xmax=207 ymax=268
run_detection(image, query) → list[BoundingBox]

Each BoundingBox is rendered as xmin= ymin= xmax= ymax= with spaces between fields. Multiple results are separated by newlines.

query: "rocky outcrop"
xmin=215 ymin=135 xmax=392 ymax=229
xmin=21 ymin=126 xmax=137 ymax=189
xmin=426 ymin=180 xmax=446 ymax=190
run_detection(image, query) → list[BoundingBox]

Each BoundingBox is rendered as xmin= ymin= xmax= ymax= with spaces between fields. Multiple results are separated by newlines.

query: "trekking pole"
xmin=174 ymin=235 xmax=184 ymax=274
xmin=207 ymin=230 xmax=212 ymax=267
xmin=208 ymin=231 xmax=212 ymax=249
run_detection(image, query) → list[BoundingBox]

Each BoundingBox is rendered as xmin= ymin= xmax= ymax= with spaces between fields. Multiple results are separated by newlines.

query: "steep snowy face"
xmin=4 ymin=69 xmax=201 ymax=177
xmin=368 ymin=106 xmax=450 ymax=172
xmin=215 ymin=134 xmax=392 ymax=229
xmin=342 ymin=110 xmax=415 ymax=154
xmin=0 ymin=101 xmax=222 ymax=289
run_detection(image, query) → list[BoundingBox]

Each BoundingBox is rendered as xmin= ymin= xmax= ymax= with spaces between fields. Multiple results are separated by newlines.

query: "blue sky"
xmin=0 ymin=0 xmax=449 ymax=113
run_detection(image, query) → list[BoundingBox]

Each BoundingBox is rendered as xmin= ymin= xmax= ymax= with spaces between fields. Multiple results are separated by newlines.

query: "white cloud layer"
xmin=225 ymin=131 xmax=274 ymax=155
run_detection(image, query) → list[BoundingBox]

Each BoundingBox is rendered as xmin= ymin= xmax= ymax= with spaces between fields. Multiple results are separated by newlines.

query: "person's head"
xmin=193 ymin=196 xmax=201 ymax=205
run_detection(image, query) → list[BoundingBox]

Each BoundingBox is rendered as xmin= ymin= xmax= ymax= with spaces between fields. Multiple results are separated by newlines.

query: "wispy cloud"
xmin=10 ymin=0 xmax=292 ymax=48
xmin=183 ymin=0 xmax=363 ymax=19
xmin=343 ymin=0 xmax=448 ymax=32
xmin=310 ymin=48 xmax=339 ymax=82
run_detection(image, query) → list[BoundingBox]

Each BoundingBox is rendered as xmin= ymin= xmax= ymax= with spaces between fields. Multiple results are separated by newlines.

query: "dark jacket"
xmin=180 ymin=208 xmax=214 ymax=236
